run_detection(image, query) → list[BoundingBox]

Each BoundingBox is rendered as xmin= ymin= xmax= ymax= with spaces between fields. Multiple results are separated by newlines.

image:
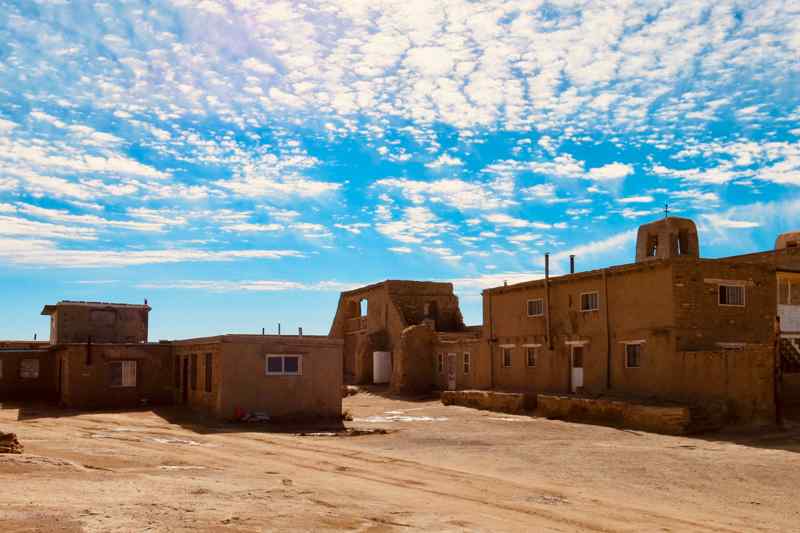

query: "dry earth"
xmin=1 ymin=389 xmax=800 ymax=532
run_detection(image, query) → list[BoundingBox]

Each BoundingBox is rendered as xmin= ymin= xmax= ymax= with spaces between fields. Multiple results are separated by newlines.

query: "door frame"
xmin=446 ymin=352 xmax=457 ymax=391
xmin=567 ymin=342 xmax=586 ymax=394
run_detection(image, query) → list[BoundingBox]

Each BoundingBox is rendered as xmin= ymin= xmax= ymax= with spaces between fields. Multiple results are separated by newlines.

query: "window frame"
xmin=463 ymin=352 xmax=471 ymax=374
xmin=526 ymin=347 xmax=537 ymax=368
xmin=265 ymin=354 xmax=303 ymax=376
xmin=109 ymin=360 xmax=137 ymax=388
xmin=526 ymin=298 xmax=544 ymax=317
xmin=624 ymin=343 xmax=642 ymax=368
xmin=580 ymin=291 xmax=600 ymax=312
xmin=718 ymin=284 xmax=746 ymax=307
xmin=501 ymin=347 xmax=513 ymax=368
xmin=19 ymin=358 xmax=40 ymax=379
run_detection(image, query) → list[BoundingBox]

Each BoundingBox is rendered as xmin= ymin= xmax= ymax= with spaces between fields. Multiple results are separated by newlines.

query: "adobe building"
xmin=171 ymin=334 xmax=343 ymax=420
xmin=328 ymin=280 xmax=478 ymax=392
xmin=1 ymin=301 xmax=344 ymax=421
xmin=477 ymin=216 xmax=800 ymax=426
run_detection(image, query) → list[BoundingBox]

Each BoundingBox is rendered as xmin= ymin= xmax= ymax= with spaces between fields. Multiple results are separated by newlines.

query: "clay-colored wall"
xmin=0 ymin=344 xmax=57 ymax=401
xmin=217 ymin=336 xmax=343 ymax=420
xmin=673 ymin=260 xmax=775 ymax=350
xmin=485 ymin=262 xmax=675 ymax=395
xmin=172 ymin=343 xmax=222 ymax=415
xmin=58 ymin=343 xmax=173 ymax=409
xmin=433 ymin=335 xmax=489 ymax=391
xmin=50 ymin=305 xmax=149 ymax=344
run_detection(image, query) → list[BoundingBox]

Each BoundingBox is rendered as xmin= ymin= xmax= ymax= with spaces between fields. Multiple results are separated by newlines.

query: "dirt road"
xmin=2 ymin=390 xmax=799 ymax=532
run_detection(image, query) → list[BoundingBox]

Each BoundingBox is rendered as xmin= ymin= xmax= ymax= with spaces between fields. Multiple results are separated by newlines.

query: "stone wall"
xmin=391 ymin=324 xmax=436 ymax=395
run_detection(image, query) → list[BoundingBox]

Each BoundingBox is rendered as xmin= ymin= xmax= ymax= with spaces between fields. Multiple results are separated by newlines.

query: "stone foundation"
xmin=441 ymin=390 xmax=528 ymax=414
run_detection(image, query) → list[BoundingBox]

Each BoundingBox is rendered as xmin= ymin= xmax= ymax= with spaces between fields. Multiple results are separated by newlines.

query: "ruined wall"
xmin=0 ymin=343 xmax=57 ymax=401
xmin=172 ymin=343 xmax=222 ymax=415
xmin=58 ymin=343 xmax=173 ymax=409
xmin=485 ymin=262 xmax=675 ymax=395
xmin=672 ymin=260 xmax=775 ymax=351
xmin=391 ymin=324 xmax=436 ymax=395
xmin=386 ymin=281 xmax=464 ymax=332
xmin=50 ymin=305 xmax=149 ymax=344
xmin=217 ymin=336 xmax=343 ymax=420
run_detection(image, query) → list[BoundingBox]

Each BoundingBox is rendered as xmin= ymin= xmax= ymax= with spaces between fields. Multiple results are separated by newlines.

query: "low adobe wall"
xmin=441 ymin=390 xmax=529 ymax=414
xmin=537 ymin=394 xmax=693 ymax=435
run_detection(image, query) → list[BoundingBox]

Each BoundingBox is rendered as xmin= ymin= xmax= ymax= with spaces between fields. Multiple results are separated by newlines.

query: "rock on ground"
xmin=0 ymin=431 xmax=23 ymax=454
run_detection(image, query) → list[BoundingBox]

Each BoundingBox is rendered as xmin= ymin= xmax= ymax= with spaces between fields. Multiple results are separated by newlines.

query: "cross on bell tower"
xmin=664 ymin=200 xmax=670 ymax=219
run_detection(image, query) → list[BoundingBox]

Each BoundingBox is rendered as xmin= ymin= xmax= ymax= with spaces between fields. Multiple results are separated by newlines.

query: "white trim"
xmin=565 ymin=340 xmax=589 ymax=346
xmin=718 ymin=284 xmax=746 ymax=307
xmin=265 ymin=354 xmax=303 ymax=376
xmin=526 ymin=298 xmax=544 ymax=317
xmin=704 ymin=278 xmax=751 ymax=287
xmin=715 ymin=342 xmax=746 ymax=349
xmin=579 ymin=291 xmax=600 ymax=312
xmin=498 ymin=343 xmax=516 ymax=348
xmin=521 ymin=343 xmax=542 ymax=348
xmin=619 ymin=339 xmax=646 ymax=345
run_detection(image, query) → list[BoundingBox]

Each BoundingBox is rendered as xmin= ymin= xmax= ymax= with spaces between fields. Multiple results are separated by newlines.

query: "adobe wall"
xmin=391 ymin=324 xmax=436 ymax=395
xmin=217 ymin=336 xmax=343 ymax=420
xmin=484 ymin=262 xmax=675 ymax=395
xmin=433 ymin=333 xmax=490 ymax=391
xmin=58 ymin=343 xmax=173 ymax=409
xmin=0 ymin=346 xmax=58 ymax=401
xmin=386 ymin=281 xmax=465 ymax=332
xmin=172 ymin=342 xmax=223 ymax=415
xmin=672 ymin=260 xmax=775 ymax=350
xmin=51 ymin=305 xmax=149 ymax=344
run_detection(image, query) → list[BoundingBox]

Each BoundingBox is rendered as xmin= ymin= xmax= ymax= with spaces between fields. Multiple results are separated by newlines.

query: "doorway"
xmin=446 ymin=353 xmax=457 ymax=391
xmin=571 ymin=345 xmax=584 ymax=393
xmin=181 ymin=357 xmax=189 ymax=404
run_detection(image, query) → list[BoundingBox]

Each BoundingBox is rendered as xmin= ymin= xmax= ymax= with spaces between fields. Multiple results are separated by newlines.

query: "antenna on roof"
xmin=144 ymin=298 xmax=148 ymax=305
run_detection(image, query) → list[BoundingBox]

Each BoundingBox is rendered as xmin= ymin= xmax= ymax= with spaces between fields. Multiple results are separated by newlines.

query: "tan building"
xmin=42 ymin=300 xmax=150 ymax=344
xmin=479 ymin=217 xmax=800 ymax=424
xmin=171 ymin=334 xmax=343 ymax=420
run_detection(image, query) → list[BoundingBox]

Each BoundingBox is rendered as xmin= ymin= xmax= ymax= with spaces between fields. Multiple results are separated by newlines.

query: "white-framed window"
xmin=526 ymin=347 xmax=537 ymax=367
xmin=109 ymin=360 xmax=137 ymax=387
xmin=527 ymin=298 xmax=544 ymax=317
xmin=437 ymin=352 xmax=444 ymax=373
xmin=19 ymin=358 xmax=39 ymax=379
xmin=580 ymin=291 xmax=600 ymax=312
xmin=719 ymin=284 xmax=745 ymax=307
xmin=463 ymin=352 xmax=471 ymax=374
xmin=625 ymin=344 xmax=642 ymax=368
xmin=265 ymin=354 xmax=302 ymax=376
xmin=502 ymin=347 xmax=513 ymax=368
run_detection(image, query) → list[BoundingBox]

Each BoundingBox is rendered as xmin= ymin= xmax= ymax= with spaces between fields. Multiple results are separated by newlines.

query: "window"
xmin=719 ymin=284 xmax=745 ymax=306
xmin=265 ymin=355 xmax=302 ymax=376
xmin=580 ymin=292 xmax=599 ymax=312
xmin=463 ymin=352 xmax=471 ymax=374
xmin=19 ymin=358 xmax=39 ymax=379
xmin=647 ymin=235 xmax=658 ymax=257
xmin=502 ymin=348 xmax=513 ymax=368
xmin=625 ymin=344 xmax=642 ymax=368
xmin=190 ymin=353 xmax=198 ymax=390
xmin=527 ymin=299 xmax=544 ymax=317
xmin=437 ymin=353 xmax=444 ymax=373
xmin=677 ymin=230 xmax=689 ymax=255
xmin=359 ymin=298 xmax=368 ymax=316
xmin=109 ymin=360 xmax=137 ymax=387
xmin=204 ymin=353 xmax=213 ymax=393
xmin=526 ymin=347 xmax=537 ymax=367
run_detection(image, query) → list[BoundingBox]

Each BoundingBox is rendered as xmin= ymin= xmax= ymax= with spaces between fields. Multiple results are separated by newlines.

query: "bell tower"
xmin=635 ymin=217 xmax=699 ymax=263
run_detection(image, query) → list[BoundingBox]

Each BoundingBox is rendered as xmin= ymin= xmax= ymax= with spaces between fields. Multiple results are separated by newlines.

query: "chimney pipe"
xmin=278 ymin=323 xmax=281 ymax=335
xmin=570 ymin=254 xmax=575 ymax=274
xmin=298 ymin=327 xmax=303 ymax=337
xmin=262 ymin=327 xmax=265 ymax=335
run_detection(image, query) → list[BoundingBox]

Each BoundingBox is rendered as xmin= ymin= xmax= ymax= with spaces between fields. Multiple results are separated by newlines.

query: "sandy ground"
xmin=1 ymin=390 xmax=800 ymax=532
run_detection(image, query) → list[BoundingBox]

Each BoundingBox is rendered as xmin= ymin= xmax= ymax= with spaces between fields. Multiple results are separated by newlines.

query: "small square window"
xmin=266 ymin=355 xmax=302 ymax=376
xmin=267 ymin=356 xmax=283 ymax=374
xmin=526 ymin=347 xmax=537 ymax=367
xmin=502 ymin=348 xmax=513 ymax=368
xmin=463 ymin=352 xmax=471 ymax=374
xmin=284 ymin=356 xmax=300 ymax=375
xmin=109 ymin=360 xmax=137 ymax=387
xmin=625 ymin=344 xmax=642 ymax=368
xmin=719 ymin=285 xmax=745 ymax=306
xmin=527 ymin=299 xmax=544 ymax=317
xmin=19 ymin=358 xmax=39 ymax=379
xmin=581 ymin=292 xmax=599 ymax=312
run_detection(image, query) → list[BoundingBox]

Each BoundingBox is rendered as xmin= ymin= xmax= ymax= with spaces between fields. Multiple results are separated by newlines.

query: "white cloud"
xmin=136 ymin=279 xmax=359 ymax=292
xmin=425 ymin=154 xmax=464 ymax=168
xmin=587 ymin=163 xmax=634 ymax=182
xmin=375 ymin=177 xmax=515 ymax=211
xmin=618 ymin=195 xmax=654 ymax=204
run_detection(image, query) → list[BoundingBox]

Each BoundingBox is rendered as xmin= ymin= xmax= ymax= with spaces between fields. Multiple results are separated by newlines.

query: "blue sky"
xmin=1 ymin=1 xmax=799 ymax=340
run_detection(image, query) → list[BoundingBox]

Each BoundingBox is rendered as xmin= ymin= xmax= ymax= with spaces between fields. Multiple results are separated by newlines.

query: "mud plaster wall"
xmin=218 ymin=337 xmax=343 ymax=419
xmin=58 ymin=344 xmax=173 ymax=409
xmin=51 ymin=306 xmax=149 ymax=344
xmin=433 ymin=336 xmax=488 ymax=391
xmin=485 ymin=263 xmax=675 ymax=395
xmin=386 ymin=282 xmax=465 ymax=332
xmin=391 ymin=324 xmax=436 ymax=395
xmin=0 ymin=348 xmax=57 ymax=401
xmin=785 ymin=373 xmax=800 ymax=405
xmin=173 ymin=343 xmax=222 ymax=415
xmin=672 ymin=260 xmax=775 ymax=351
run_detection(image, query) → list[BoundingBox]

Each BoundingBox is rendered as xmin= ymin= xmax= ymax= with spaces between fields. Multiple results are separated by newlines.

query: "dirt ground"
xmin=2 ymin=390 xmax=800 ymax=532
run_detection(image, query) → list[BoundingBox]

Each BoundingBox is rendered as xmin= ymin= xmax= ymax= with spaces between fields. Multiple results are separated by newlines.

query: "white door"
xmin=571 ymin=346 xmax=584 ymax=393
xmin=446 ymin=353 xmax=457 ymax=391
